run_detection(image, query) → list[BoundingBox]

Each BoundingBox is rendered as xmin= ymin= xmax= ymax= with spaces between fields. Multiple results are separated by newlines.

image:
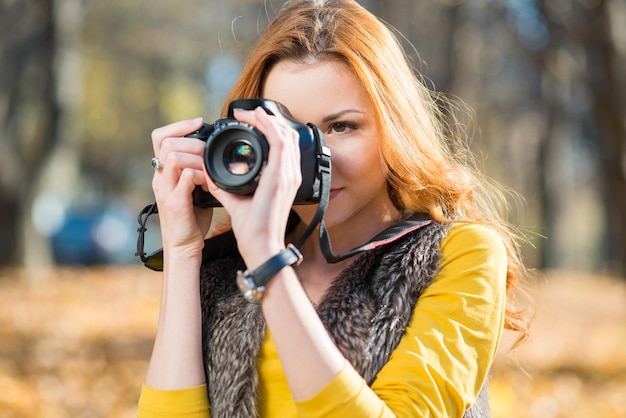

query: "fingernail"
xmin=189 ymin=117 xmax=202 ymax=125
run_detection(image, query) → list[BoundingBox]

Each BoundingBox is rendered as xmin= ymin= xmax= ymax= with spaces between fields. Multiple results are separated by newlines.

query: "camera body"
xmin=187 ymin=98 xmax=330 ymax=208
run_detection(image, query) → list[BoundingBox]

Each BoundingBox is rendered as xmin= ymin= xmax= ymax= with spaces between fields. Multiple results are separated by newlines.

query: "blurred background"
xmin=0 ymin=0 xmax=624 ymax=417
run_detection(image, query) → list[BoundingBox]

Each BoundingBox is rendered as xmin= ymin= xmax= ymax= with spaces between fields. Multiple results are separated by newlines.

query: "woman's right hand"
xmin=151 ymin=117 xmax=213 ymax=261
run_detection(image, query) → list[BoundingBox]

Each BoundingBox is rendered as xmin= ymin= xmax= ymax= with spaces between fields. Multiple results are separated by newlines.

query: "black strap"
xmin=244 ymin=244 xmax=303 ymax=288
xmin=320 ymin=213 xmax=433 ymax=263
xmin=135 ymin=202 xmax=158 ymax=264
xmin=294 ymin=123 xmax=331 ymax=250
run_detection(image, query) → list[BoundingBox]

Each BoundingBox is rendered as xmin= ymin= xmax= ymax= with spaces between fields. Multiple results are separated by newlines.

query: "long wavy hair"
xmin=222 ymin=0 xmax=529 ymax=339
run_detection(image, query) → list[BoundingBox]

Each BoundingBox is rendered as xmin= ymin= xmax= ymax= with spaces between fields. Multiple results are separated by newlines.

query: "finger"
xmin=234 ymin=107 xmax=300 ymax=162
xmin=152 ymin=152 xmax=206 ymax=197
xmin=232 ymin=107 xmax=279 ymax=137
xmin=157 ymin=167 xmax=212 ymax=242
xmin=252 ymin=107 xmax=299 ymax=153
xmin=232 ymin=107 xmax=301 ymax=198
xmin=151 ymin=117 xmax=203 ymax=157
xmin=177 ymin=167 xmax=210 ymax=197
xmin=201 ymin=169 xmax=244 ymax=210
xmin=254 ymin=108 xmax=301 ymax=178
xmin=159 ymin=137 xmax=206 ymax=160
xmin=156 ymin=167 xmax=208 ymax=220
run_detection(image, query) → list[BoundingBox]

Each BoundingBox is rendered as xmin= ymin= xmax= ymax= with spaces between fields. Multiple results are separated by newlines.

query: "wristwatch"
xmin=236 ymin=244 xmax=303 ymax=302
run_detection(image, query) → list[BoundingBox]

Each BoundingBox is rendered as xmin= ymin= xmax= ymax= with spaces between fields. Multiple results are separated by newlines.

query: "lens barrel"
xmin=204 ymin=123 xmax=268 ymax=195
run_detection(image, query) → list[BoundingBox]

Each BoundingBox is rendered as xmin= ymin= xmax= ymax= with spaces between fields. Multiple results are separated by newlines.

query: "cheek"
xmin=325 ymin=125 xmax=387 ymax=185
xmin=332 ymin=141 xmax=385 ymax=179
xmin=331 ymin=154 xmax=387 ymax=201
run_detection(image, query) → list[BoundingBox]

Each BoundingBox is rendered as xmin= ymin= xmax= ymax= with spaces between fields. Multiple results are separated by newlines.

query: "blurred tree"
xmin=537 ymin=0 xmax=626 ymax=275
xmin=0 ymin=0 xmax=63 ymax=268
xmin=578 ymin=0 xmax=626 ymax=276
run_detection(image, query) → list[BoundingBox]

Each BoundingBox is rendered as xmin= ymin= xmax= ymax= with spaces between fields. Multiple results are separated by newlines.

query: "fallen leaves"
xmin=0 ymin=267 xmax=624 ymax=417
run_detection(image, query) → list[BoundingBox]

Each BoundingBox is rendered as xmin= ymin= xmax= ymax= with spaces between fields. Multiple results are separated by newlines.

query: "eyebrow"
xmin=321 ymin=109 xmax=365 ymax=123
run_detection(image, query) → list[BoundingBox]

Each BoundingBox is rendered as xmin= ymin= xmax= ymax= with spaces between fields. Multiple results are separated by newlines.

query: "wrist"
xmin=239 ymin=242 xmax=285 ymax=271
xmin=162 ymin=236 xmax=205 ymax=257
xmin=163 ymin=245 xmax=203 ymax=270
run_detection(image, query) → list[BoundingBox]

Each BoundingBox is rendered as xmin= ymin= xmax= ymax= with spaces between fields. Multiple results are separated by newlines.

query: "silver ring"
xmin=151 ymin=157 xmax=164 ymax=171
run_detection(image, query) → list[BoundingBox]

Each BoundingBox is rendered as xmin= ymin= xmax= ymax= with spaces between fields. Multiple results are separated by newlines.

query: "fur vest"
xmin=199 ymin=220 xmax=490 ymax=418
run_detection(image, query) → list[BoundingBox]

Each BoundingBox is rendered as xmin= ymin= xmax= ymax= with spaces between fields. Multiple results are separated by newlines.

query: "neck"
xmin=287 ymin=207 xmax=401 ymax=305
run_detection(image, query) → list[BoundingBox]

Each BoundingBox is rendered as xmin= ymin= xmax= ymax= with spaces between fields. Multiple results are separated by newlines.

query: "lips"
xmin=329 ymin=188 xmax=342 ymax=200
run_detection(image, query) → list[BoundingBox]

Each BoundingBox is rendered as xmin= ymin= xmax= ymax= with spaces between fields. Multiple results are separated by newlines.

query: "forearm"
xmin=145 ymin=251 xmax=206 ymax=390
xmin=261 ymin=267 xmax=345 ymax=401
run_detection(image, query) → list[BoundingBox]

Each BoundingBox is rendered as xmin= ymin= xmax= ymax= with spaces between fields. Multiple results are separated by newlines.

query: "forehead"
xmin=262 ymin=59 xmax=370 ymax=122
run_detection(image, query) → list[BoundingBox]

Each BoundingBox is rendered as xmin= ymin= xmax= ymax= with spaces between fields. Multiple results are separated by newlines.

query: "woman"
xmin=138 ymin=0 xmax=528 ymax=417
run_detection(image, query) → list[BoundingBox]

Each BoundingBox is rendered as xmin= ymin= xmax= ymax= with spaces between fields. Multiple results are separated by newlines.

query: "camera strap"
xmin=302 ymin=166 xmax=433 ymax=263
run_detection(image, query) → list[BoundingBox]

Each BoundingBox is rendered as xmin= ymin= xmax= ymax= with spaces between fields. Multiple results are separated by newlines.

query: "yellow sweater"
xmin=138 ymin=223 xmax=507 ymax=417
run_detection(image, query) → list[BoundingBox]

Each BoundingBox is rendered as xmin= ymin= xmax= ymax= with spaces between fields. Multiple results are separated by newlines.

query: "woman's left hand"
xmin=205 ymin=106 xmax=302 ymax=269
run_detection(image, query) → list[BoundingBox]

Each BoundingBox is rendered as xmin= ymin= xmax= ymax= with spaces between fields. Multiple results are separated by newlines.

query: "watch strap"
xmin=237 ymin=244 xmax=303 ymax=302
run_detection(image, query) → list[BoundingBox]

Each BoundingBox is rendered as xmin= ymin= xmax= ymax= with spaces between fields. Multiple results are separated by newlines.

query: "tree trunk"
xmin=538 ymin=0 xmax=626 ymax=277
xmin=586 ymin=0 xmax=626 ymax=276
xmin=0 ymin=0 xmax=84 ymax=273
xmin=0 ymin=0 xmax=59 ymax=269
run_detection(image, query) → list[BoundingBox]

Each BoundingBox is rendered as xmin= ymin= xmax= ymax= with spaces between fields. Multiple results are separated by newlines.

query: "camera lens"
xmin=204 ymin=122 xmax=268 ymax=195
xmin=224 ymin=141 xmax=256 ymax=175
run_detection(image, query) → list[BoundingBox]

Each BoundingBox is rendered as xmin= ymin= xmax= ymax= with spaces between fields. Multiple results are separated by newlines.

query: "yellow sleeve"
xmin=295 ymin=222 xmax=508 ymax=418
xmin=137 ymin=384 xmax=210 ymax=418
xmin=296 ymin=361 xmax=394 ymax=417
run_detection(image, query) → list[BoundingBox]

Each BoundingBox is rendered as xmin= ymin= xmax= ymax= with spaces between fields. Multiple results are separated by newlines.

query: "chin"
xmin=316 ymin=206 xmax=350 ymax=230
xmin=292 ymin=202 xmax=342 ymax=229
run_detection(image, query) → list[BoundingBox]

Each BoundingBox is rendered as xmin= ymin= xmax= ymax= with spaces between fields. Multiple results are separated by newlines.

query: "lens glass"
xmin=225 ymin=140 xmax=256 ymax=175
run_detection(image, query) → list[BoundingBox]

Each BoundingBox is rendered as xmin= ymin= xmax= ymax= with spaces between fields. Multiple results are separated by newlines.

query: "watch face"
xmin=236 ymin=271 xmax=264 ymax=302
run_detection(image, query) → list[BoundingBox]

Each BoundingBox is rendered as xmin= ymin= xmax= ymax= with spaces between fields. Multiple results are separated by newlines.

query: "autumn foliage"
xmin=0 ymin=267 xmax=624 ymax=417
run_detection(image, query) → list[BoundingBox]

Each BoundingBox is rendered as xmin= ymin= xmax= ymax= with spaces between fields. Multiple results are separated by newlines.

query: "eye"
xmin=328 ymin=121 xmax=357 ymax=135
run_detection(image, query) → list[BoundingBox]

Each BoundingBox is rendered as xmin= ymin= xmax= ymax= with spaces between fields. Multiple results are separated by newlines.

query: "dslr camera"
xmin=187 ymin=98 xmax=330 ymax=208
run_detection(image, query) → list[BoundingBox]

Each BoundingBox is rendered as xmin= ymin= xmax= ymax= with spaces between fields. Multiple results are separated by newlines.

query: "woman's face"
xmin=262 ymin=59 xmax=399 ymax=231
